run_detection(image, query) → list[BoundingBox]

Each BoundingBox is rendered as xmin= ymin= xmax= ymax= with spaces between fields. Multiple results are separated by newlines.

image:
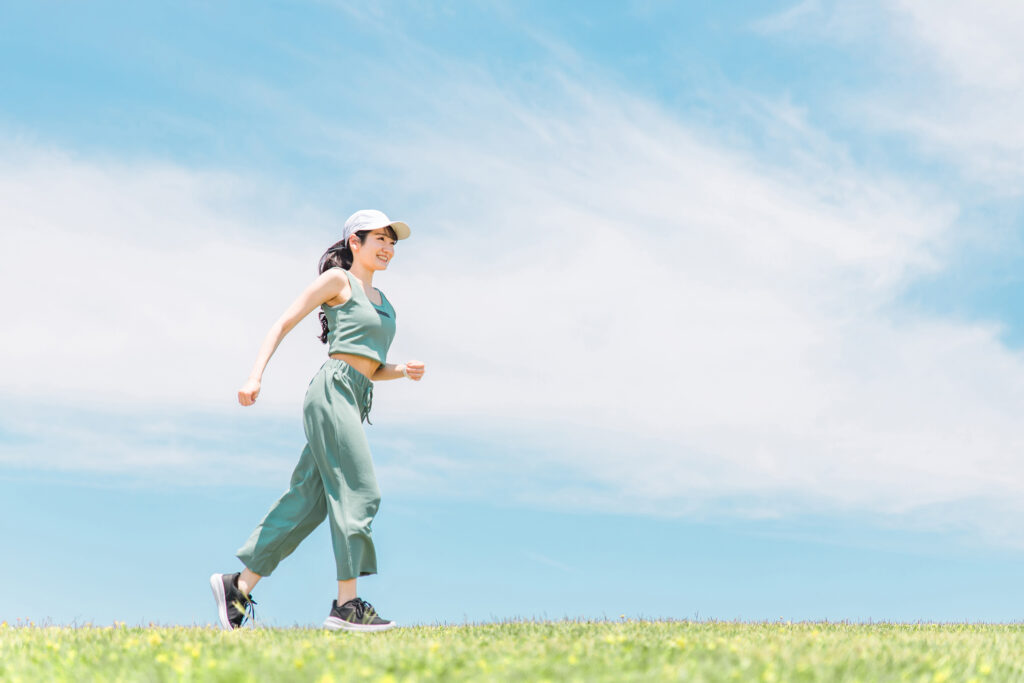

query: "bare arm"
xmin=238 ymin=269 xmax=349 ymax=406
xmin=371 ymin=360 xmax=426 ymax=382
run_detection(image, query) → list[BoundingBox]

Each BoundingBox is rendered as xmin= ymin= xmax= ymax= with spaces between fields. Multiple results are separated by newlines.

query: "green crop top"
xmin=320 ymin=268 xmax=397 ymax=365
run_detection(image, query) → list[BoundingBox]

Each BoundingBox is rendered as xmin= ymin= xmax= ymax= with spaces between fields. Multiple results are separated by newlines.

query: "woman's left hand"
xmin=402 ymin=360 xmax=426 ymax=381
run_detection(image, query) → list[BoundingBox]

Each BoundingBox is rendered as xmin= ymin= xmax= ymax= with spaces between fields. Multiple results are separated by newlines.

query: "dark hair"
xmin=317 ymin=225 xmax=399 ymax=344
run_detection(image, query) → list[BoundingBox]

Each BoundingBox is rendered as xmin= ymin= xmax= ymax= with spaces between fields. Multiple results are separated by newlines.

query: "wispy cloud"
xmin=757 ymin=0 xmax=1024 ymax=194
xmin=5 ymin=3 xmax=1024 ymax=546
xmin=877 ymin=0 xmax=1024 ymax=192
xmin=749 ymin=0 xmax=821 ymax=34
xmin=889 ymin=0 xmax=1024 ymax=91
xmin=0 ymin=142 xmax=337 ymax=412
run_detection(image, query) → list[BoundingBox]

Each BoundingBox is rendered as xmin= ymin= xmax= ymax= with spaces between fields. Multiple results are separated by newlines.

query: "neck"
xmin=348 ymin=263 xmax=375 ymax=288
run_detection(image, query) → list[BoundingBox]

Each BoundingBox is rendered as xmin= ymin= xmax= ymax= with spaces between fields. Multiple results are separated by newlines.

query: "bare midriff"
xmin=329 ymin=352 xmax=380 ymax=381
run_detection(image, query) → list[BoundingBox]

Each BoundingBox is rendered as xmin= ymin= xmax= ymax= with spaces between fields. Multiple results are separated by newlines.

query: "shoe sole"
xmin=323 ymin=616 xmax=397 ymax=632
xmin=209 ymin=573 xmax=233 ymax=631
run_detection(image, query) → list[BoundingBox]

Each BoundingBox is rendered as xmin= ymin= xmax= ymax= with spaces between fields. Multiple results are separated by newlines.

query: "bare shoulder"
xmin=319 ymin=267 xmax=349 ymax=287
xmin=319 ymin=267 xmax=351 ymax=307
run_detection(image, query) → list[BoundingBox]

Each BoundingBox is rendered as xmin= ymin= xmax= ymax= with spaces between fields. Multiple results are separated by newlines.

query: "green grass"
xmin=2 ymin=618 xmax=1022 ymax=682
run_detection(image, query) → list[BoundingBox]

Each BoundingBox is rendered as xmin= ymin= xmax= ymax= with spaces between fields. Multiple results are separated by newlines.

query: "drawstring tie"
xmin=360 ymin=382 xmax=374 ymax=425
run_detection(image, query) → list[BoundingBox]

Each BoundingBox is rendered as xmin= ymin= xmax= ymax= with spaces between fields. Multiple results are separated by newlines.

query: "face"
xmin=352 ymin=227 xmax=397 ymax=270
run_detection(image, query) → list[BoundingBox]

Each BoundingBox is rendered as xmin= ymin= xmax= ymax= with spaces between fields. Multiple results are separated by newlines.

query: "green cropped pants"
xmin=236 ymin=358 xmax=380 ymax=581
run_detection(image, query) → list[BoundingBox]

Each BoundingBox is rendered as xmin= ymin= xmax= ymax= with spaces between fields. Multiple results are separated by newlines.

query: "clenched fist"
xmin=402 ymin=360 xmax=426 ymax=381
xmin=238 ymin=378 xmax=261 ymax=406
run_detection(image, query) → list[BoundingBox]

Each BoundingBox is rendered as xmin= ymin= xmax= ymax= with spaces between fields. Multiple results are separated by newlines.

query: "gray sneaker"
xmin=209 ymin=572 xmax=257 ymax=630
xmin=323 ymin=597 xmax=396 ymax=632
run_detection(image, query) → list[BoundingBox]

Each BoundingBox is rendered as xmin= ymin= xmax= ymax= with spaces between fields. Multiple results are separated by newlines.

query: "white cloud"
xmin=757 ymin=0 xmax=1024 ymax=194
xmin=889 ymin=0 xmax=1024 ymax=91
xmin=5 ymin=19 xmax=1024 ymax=545
xmin=0 ymin=143 xmax=337 ymax=413
xmin=879 ymin=0 xmax=1024 ymax=192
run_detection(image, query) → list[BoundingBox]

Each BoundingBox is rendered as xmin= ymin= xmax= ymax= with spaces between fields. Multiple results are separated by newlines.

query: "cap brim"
xmin=388 ymin=221 xmax=411 ymax=240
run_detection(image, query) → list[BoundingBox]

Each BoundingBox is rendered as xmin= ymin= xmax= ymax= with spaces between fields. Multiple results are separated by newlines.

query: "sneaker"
xmin=323 ymin=597 xmax=396 ymax=632
xmin=209 ymin=572 xmax=257 ymax=630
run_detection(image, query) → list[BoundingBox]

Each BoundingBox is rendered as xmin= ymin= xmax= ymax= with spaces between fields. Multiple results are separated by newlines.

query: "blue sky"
xmin=3 ymin=1 xmax=1024 ymax=627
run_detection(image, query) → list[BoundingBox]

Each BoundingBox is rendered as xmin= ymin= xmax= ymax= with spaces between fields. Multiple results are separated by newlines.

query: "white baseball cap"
xmin=343 ymin=209 xmax=411 ymax=244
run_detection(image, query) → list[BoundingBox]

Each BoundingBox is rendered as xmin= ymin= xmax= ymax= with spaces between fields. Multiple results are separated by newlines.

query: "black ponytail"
xmin=317 ymin=237 xmax=354 ymax=344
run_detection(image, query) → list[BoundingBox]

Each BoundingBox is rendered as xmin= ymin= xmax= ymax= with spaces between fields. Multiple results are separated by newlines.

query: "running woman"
xmin=210 ymin=209 xmax=425 ymax=632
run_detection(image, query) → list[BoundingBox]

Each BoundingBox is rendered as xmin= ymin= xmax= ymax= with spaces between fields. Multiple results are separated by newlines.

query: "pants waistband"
xmin=322 ymin=358 xmax=374 ymax=425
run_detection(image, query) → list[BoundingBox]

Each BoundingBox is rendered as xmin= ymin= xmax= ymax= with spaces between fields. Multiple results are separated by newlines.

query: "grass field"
xmin=2 ymin=618 xmax=1021 ymax=681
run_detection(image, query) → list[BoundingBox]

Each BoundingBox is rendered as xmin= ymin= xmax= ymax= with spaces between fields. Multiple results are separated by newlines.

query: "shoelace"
xmin=346 ymin=597 xmax=377 ymax=620
xmin=233 ymin=593 xmax=258 ymax=628
xmin=244 ymin=595 xmax=258 ymax=627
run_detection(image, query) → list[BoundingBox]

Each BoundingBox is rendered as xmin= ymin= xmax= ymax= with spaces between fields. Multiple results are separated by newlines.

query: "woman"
xmin=210 ymin=209 xmax=425 ymax=632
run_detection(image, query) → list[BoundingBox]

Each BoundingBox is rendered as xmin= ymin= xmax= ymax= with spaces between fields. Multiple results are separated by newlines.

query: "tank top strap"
xmin=376 ymin=288 xmax=392 ymax=314
xmin=342 ymin=267 xmax=356 ymax=291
